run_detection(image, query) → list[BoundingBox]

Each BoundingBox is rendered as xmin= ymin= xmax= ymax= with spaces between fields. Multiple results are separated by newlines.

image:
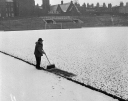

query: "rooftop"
xmin=50 ymin=5 xmax=58 ymax=12
xmin=60 ymin=3 xmax=71 ymax=12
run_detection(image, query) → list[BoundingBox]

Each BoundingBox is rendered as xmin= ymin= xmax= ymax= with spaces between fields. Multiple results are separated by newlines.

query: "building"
xmin=35 ymin=4 xmax=44 ymax=16
xmin=6 ymin=0 xmax=15 ymax=17
xmin=14 ymin=0 xmax=35 ymax=17
xmin=80 ymin=3 xmax=86 ymax=14
xmin=119 ymin=2 xmax=128 ymax=14
xmin=0 ymin=0 xmax=15 ymax=19
xmin=95 ymin=3 xmax=108 ymax=14
xmin=42 ymin=0 xmax=50 ymax=14
xmin=0 ymin=0 xmax=35 ymax=19
xmin=49 ymin=1 xmax=80 ymax=15
xmin=0 ymin=0 xmax=6 ymax=18
xmin=60 ymin=1 xmax=80 ymax=15
xmin=49 ymin=5 xmax=61 ymax=14
xmin=112 ymin=6 xmax=120 ymax=14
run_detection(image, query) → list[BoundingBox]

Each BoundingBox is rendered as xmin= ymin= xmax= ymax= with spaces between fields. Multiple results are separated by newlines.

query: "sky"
xmin=35 ymin=0 xmax=127 ymax=6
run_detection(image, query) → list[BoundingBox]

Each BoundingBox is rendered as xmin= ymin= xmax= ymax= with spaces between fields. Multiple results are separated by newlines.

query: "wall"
xmin=17 ymin=0 xmax=35 ymax=17
xmin=0 ymin=0 xmax=15 ymax=19
xmin=0 ymin=0 xmax=6 ymax=18
xmin=119 ymin=5 xmax=128 ymax=14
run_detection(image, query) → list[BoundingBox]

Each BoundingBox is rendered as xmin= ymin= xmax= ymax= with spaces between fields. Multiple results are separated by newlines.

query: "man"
xmin=34 ymin=38 xmax=45 ymax=70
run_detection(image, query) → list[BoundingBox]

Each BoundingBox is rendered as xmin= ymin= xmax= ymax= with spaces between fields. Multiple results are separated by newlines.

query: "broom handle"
xmin=44 ymin=53 xmax=51 ymax=65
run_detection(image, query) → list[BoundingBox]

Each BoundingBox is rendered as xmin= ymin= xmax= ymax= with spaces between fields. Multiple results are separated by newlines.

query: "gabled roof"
xmin=60 ymin=3 xmax=71 ymax=12
xmin=72 ymin=4 xmax=80 ymax=12
xmin=49 ymin=1 xmax=80 ymax=14
xmin=50 ymin=5 xmax=58 ymax=12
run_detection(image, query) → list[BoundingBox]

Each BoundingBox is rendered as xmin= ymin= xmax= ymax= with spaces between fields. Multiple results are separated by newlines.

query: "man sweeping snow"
xmin=34 ymin=38 xmax=45 ymax=70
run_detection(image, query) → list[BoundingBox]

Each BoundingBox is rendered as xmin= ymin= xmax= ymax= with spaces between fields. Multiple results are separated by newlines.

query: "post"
xmin=61 ymin=23 xmax=62 ymax=29
xmin=45 ymin=23 xmax=46 ymax=29
xmin=111 ymin=16 xmax=114 ymax=26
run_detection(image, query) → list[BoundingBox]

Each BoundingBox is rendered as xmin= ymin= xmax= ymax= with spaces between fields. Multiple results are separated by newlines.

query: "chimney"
xmin=61 ymin=0 xmax=63 ymax=5
xmin=108 ymin=3 xmax=112 ymax=8
xmin=96 ymin=2 xmax=99 ymax=8
xmin=120 ymin=2 xmax=124 ymax=7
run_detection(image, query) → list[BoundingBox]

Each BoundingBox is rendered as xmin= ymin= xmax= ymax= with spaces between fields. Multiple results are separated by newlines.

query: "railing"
xmin=41 ymin=16 xmax=73 ymax=20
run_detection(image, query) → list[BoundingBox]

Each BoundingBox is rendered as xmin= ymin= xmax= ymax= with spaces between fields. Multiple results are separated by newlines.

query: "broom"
xmin=44 ymin=53 xmax=55 ymax=69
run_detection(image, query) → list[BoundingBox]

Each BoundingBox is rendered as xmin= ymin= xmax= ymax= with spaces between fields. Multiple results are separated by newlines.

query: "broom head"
xmin=47 ymin=64 xmax=55 ymax=69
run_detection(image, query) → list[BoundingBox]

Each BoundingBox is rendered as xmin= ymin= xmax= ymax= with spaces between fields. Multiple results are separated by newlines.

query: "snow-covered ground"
xmin=0 ymin=27 xmax=128 ymax=100
xmin=0 ymin=53 xmax=118 ymax=101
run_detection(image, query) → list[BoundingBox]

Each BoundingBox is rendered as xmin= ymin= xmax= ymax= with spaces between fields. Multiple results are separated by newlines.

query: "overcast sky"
xmin=35 ymin=0 xmax=127 ymax=6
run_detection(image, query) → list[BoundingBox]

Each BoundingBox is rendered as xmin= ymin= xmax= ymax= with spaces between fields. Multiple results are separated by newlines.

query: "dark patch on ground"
xmin=47 ymin=68 xmax=76 ymax=78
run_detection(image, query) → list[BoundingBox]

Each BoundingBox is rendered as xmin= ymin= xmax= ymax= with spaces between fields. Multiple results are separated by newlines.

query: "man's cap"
xmin=38 ymin=38 xmax=43 ymax=42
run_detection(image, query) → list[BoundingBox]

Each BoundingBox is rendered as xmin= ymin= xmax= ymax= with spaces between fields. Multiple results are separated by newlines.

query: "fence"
xmin=44 ymin=23 xmax=82 ymax=29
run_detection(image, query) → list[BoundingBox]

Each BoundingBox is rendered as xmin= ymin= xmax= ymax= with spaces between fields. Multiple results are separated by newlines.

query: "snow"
xmin=0 ymin=53 xmax=118 ymax=101
xmin=0 ymin=27 xmax=128 ymax=100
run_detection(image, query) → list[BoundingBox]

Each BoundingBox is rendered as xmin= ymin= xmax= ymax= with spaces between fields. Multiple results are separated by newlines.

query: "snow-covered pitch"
xmin=0 ymin=53 xmax=118 ymax=101
xmin=0 ymin=27 xmax=128 ymax=100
